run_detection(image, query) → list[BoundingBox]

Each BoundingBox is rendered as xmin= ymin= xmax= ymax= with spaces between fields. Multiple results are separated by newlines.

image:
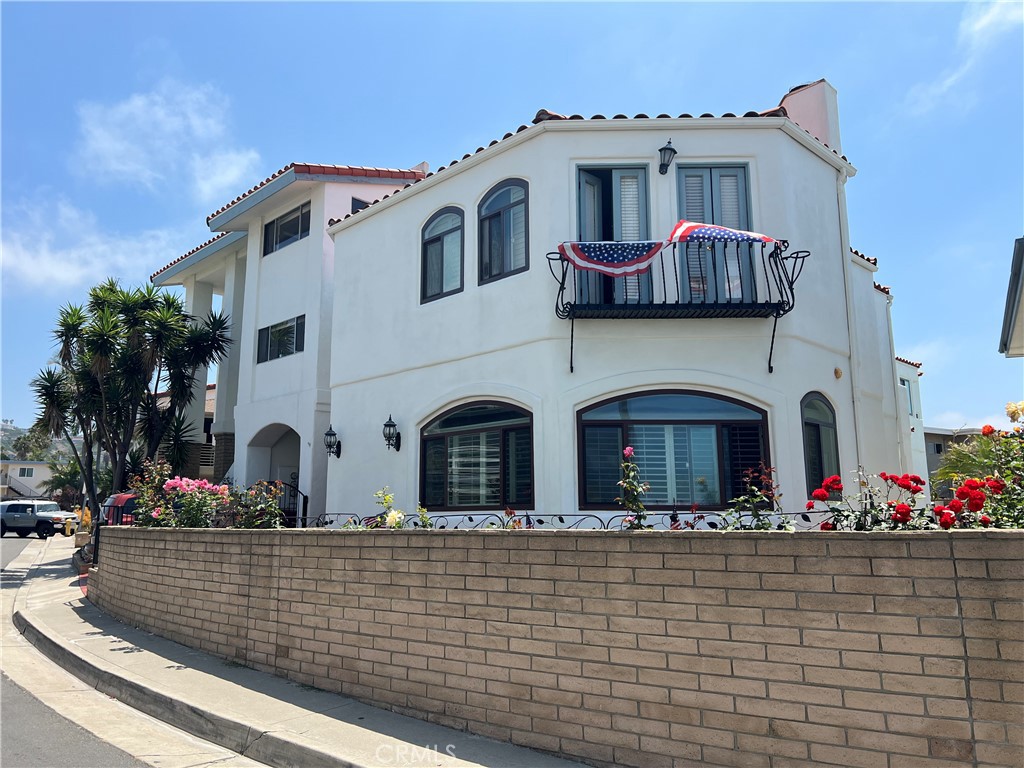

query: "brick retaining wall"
xmin=89 ymin=529 xmax=1024 ymax=768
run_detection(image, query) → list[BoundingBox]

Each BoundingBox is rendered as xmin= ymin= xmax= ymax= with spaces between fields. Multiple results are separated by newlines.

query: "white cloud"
xmin=74 ymin=78 xmax=261 ymax=206
xmin=1 ymin=199 xmax=182 ymax=292
xmin=905 ymin=2 xmax=1023 ymax=115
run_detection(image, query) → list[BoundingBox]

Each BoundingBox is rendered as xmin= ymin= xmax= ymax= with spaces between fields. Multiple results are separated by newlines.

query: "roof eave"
xmin=328 ymin=116 xmax=855 ymax=236
xmin=152 ymin=230 xmax=246 ymax=286
xmin=208 ymin=169 xmax=301 ymax=232
xmin=999 ymin=237 xmax=1024 ymax=355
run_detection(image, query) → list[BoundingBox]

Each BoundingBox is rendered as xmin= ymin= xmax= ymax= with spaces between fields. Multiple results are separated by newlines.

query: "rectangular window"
xmin=899 ymin=378 xmax=914 ymax=416
xmin=256 ymin=315 xmax=305 ymax=363
xmin=677 ymin=166 xmax=752 ymax=303
xmin=576 ymin=166 xmax=650 ymax=305
xmin=263 ymin=202 xmax=311 ymax=256
xmin=932 ymin=442 xmax=943 ymax=455
xmin=18 ymin=467 xmax=33 ymax=478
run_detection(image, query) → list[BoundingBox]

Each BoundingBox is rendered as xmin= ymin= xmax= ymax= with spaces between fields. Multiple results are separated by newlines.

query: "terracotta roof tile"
xmin=150 ymin=232 xmax=232 ymax=282
xmin=896 ymin=356 xmax=923 ymax=369
xmin=851 ymin=247 xmax=878 ymax=266
xmin=874 ymin=282 xmax=891 ymax=295
xmin=328 ymin=85 xmax=846 ymax=227
xmin=206 ymin=162 xmax=425 ymax=225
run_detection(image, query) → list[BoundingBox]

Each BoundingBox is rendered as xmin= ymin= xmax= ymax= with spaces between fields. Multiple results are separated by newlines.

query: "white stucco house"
xmin=153 ymin=79 xmax=925 ymax=524
xmin=318 ymin=80 xmax=922 ymax=523
xmin=152 ymin=163 xmax=427 ymax=521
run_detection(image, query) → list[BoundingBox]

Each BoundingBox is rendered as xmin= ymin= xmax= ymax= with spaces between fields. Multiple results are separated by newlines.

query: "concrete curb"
xmin=12 ymin=605 xmax=363 ymax=768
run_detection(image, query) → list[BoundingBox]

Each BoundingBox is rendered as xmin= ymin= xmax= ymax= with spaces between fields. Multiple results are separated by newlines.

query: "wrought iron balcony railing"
xmin=547 ymin=238 xmax=808 ymax=321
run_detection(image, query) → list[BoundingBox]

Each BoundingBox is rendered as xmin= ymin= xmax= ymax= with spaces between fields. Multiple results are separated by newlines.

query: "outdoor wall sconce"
xmin=382 ymin=415 xmax=401 ymax=452
xmin=323 ymin=425 xmax=341 ymax=458
xmin=658 ymin=139 xmax=677 ymax=175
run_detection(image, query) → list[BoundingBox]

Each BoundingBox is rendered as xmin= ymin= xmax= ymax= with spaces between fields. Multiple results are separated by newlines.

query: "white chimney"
xmin=779 ymin=80 xmax=842 ymax=155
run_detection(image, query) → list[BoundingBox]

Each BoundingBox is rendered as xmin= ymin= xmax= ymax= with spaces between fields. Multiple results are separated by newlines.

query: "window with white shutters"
xmin=578 ymin=391 xmax=768 ymax=509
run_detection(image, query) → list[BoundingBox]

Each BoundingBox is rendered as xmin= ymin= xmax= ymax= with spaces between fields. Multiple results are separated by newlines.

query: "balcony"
xmin=548 ymin=237 xmax=807 ymax=322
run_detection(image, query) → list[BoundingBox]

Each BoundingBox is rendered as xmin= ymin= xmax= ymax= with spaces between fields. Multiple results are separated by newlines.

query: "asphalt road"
xmin=0 ymin=673 xmax=149 ymax=768
xmin=1 ymin=536 xmax=148 ymax=768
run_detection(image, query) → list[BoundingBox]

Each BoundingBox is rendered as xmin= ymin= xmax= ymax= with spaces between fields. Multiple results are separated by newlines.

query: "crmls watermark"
xmin=374 ymin=743 xmax=457 ymax=765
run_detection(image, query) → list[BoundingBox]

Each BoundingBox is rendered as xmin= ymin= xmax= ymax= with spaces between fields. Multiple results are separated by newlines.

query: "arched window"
xmin=421 ymin=402 xmax=533 ymax=510
xmin=421 ymin=207 xmax=464 ymax=302
xmin=578 ymin=391 xmax=768 ymax=509
xmin=802 ymin=393 xmax=840 ymax=496
xmin=479 ymin=179 xmax=529 ymax=284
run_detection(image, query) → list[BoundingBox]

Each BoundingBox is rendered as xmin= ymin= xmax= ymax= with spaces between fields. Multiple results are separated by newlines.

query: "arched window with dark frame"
xmin=802 ymin=393 xmax=840 ymax=496
xmin=478 ymin=179 xmax=529 ymax=284
xmin=421 ymin=402 xmax=533 ymax=510
xmin=577 ymin=391 xmax=769 ymax=510
xmin=421 ymin=207 xmax=464 ymax=302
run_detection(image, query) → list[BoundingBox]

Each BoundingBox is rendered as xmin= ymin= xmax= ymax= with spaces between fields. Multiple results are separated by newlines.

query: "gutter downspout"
xmin=836 ymin=168 xmax=863 ymax=473
xmin=884 ymin=292 xmax=907 ymax=473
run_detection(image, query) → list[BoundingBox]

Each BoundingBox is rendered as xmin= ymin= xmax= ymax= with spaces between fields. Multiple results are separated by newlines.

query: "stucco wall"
xmin=90 ymin=528 xmax=1023 ymax=768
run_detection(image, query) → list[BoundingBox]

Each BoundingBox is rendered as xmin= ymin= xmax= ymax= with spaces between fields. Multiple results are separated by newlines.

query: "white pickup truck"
xmin=0 ymin=500 xmax=78 ymax=538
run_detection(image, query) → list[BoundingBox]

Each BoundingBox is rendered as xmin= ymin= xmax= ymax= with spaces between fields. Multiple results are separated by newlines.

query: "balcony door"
xmin=577 ymin=167 xmax=651 ymax=305
xmin=677 ymin=166 xmax=752 ymax=303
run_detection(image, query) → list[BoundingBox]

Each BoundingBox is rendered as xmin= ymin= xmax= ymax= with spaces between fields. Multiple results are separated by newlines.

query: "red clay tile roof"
xmin=207 ymin=163 xmax=426 ymax=226
xmin=896 ymin=356 xmax=923 ymax=369
xmin=851 ymin=247 xmax=878 ymax=266
xmin=874 ymin=282 xmax=891 ymax=295
xmin=151 ymin=232 xmax=232 ymax=282
xmin=327 ymin=87 xmax=848 ymax=228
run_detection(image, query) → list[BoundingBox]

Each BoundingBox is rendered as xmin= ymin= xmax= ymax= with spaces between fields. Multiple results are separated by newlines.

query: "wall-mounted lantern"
xmin=323 ymin=425 xmax=341 ymax=458
xmin=658 ymin=139 xmax=678 ymax=175
xmin=383 ymin=415 xmax=401 ymax=452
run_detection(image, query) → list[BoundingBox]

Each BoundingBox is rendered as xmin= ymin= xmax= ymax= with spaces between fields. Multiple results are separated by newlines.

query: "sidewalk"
xmin=6 ymin=535 xmax=585 ymax=768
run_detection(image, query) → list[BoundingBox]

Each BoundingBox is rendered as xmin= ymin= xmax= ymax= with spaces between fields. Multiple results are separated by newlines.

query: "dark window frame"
xmin=576 ymin=389 xmax=770 ymax=511
xmin=262 ymin=201 xmax=312 ymax=256
xmin=478 ymin=179 xmax=530 ymax=286
xmin=421 ymin=206 xmax=465 ymax=303
xmin=801 ymin=392 xmax=840 ymax=497
xmin=419 ymin=400 xmax=535 ymax=512
xmin=256 ymin=314 xmax=306 ymax=363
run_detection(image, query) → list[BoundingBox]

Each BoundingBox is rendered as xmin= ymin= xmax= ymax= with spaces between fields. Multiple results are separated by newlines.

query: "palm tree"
xmin=33 ymin=279 xmax=231 ymax=521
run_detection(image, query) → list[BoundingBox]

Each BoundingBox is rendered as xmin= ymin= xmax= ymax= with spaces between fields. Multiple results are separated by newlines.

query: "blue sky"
xmin=2 ymin=2 xmax=1022 ymax=431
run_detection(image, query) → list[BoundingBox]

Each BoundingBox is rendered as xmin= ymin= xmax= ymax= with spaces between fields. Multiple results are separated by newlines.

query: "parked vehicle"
xmin=0 ymin=500 xmax=78 ymax=538
xmin=101 ymin=493 xmax=138 ymax=525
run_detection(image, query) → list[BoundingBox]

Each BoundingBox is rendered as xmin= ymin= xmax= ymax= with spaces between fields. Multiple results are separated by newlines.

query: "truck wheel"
xmin=16 ymin=530 xmax=30 ymax=538
xmin=36 ymin=523 xmax=51 ymax=539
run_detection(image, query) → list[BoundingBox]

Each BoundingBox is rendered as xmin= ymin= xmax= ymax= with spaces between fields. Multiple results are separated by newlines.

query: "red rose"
xmin=939 ymin=511 xmax=957 ymax=529
xmin=811 ymin=488 xmax=830 ymax=502
xmin=820 ymin=521 xmax=835 ymax=531
xmin=979 ymin=515 xmax=992 ymax=527
xmin=987 ymin=478 xmax=1006 ymax=495
xmin=892 ymin=503 xmax=912 ymax=523
xmin=947 ymin=499 xmax=964 ymax=514
xmin=934 ymin=505 xmax=946 ymax=513
xmin=909 ymin=475 xmax=924 ymax=485
xmin=879 ymin=472 xmax=889 ymax=481
xmin=964 ymin=478 xmax=983 ymax=491
xmin=955 ymin=486 xmax=971 ymax=500
xmin=897 ymin=478 xmax=914 ymax=491
xmin=805 ymin=501 xmax=815 ymax=510
xmin=982 ymin=424 xmax=995 ymax=436
xmin=822 ymin=475 xmax=843 ymax=493
xmin=910 ymin=484 xmax=924 ymax=494
xmin=967 ymin=490 xmax=986 ymax=513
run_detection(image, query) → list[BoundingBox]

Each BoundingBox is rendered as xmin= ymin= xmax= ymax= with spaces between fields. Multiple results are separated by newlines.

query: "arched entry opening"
xmin=247 ymin=423 xmax=306 ymax=527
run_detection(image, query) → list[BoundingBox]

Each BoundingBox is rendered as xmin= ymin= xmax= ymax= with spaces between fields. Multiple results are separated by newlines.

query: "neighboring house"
xmin=319 ymin=79 xmax=923 ymax=520
xmin=152 ymin=163 xmax=427 ymax=518
xmin=0 ymin=460 xmax=53 ymax=500
xmin=999 ymin=236 xmax=1023 ymax=357
xmin=153 ymin=384 xmax=218 ymax=481
xmin=923 ymin=426 xmax=982 ymax=499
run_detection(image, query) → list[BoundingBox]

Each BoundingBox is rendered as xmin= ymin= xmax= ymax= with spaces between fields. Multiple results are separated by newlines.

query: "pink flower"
xmin=151 ymin=511 xmax=159 ymax=519
xmin=623 ymin=446 xmax=634 ymax=459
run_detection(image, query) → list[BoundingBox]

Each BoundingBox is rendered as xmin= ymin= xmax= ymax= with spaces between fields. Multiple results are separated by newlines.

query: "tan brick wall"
xmin=89 ymin=530 xmax=1024 ymax=768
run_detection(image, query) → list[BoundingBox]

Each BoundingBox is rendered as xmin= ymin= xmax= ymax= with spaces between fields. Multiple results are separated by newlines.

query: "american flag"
xmin=668 ymin=219 xmax=775 ymax=244
xmin=558 ymin=240 xmax=667 ymax=277
xmin=669 ymin=512 xmax=683 ymax=530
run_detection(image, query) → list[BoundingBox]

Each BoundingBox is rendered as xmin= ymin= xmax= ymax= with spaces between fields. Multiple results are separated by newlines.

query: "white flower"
xmin=385 ymin=510 xmax=404 ymax=529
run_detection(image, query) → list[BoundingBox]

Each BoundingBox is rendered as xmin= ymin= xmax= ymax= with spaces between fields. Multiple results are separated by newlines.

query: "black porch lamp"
xmin=658 ymin=139 xmax=677 ymax=175
xmin=382 ymin=415 xmax=401 ymax=452
xmin=323 ymin=425 xmax=341 ymax=458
